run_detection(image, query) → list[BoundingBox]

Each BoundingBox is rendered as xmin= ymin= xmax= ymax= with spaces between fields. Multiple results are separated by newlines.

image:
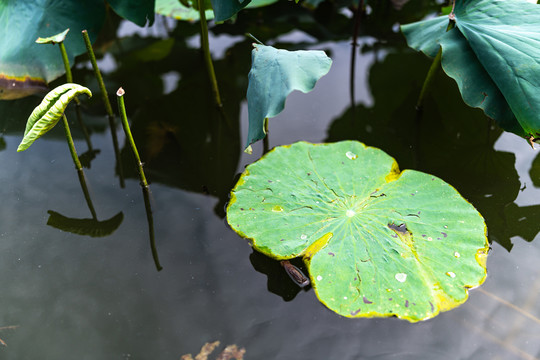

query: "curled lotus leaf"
xmin=17 ymin=83 xmax=91 ymax=152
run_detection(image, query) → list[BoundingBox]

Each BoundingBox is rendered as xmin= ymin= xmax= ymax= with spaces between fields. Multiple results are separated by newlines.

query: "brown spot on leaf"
xmin=350 ymin=308 xmax=361 ymax=316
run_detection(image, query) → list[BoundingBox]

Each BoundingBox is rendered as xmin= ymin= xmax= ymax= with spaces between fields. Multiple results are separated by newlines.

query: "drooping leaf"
xmin=108 ymin=0 xmax=156 ymax=27
xmin=210 ymin=0 xmax=252 ymax=22
xmin=47 ymin=210 xmax=124 ymax=237
xmin=401 ymin=0 xmax=540 ymax=140
xmin=17 ymin=83 xmax=91 ymax=152
xmin=227 ymin=141 xmax=489 ymax=322
xmin=245 ymin=44 xmax=332 ymax=152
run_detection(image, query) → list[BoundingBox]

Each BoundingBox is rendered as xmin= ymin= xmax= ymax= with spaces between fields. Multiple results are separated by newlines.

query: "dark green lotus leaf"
xmin=246 ymin=44 xmax=332 ymax=152
xmin=402 ymin=0 xmax=540 ymax=140
xmin=227 ymin=141 xmax=489 ymax=322
xmin=108 ymin=0 xmax=155 ymax=27
xmin=0 ymin=0 xmax=157 ymax=100
xmin=47 ymin=210 xmax=124 ymax=238
xmin=210 ymin=0 xmax=252 ymax=22
xmin=0 ymin=0 xmax=105 ymax=99
xmin=17 ymin=83 xmax=91 ymax=152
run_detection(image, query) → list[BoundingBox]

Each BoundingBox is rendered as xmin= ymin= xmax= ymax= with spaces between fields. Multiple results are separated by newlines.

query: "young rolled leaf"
xmin=17 ymin=83 xmax=92 ymax=152
xmin=227 ymin=141 xmax=489 ymax=322
xmin=246 ymin=44 xmax=332 ymax=152
xmin=35 ymin=29 xmax=70 ymax=44
xmin=401 ymin=0 xmax=540 ymax=140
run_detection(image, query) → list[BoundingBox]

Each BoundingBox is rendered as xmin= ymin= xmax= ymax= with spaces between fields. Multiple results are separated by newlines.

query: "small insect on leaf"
xmin=281 ymin=260 xmax=310 ymax=287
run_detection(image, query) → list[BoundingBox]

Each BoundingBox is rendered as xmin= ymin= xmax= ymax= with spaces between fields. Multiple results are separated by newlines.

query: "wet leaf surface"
xmin=227 ymin=141 xmax=489 ymax=321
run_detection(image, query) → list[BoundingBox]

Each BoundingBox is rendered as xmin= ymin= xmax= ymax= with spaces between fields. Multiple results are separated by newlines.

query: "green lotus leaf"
xmin=246 ymin=44 xmax=332 ymax=152
xmin=0 ymin=0 xmax=105 ymax=99
xmin=401 ymin=0 xmax=540 ymax=140
xmin=227 ymin=141 xmax=489 ymax=322
xmin=17 ymin=83 xmax=91 ymax=152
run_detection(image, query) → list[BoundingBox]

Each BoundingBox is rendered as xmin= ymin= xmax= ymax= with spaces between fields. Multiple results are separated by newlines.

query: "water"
xmin=0 ymin=4 xmax=539 ymax=359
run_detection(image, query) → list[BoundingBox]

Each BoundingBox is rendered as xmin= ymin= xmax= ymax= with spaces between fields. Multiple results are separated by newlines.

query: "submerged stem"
xmin=117 ymin=87 xmax=162 ymax=271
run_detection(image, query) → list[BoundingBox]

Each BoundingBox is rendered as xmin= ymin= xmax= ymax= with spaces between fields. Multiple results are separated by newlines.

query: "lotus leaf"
xmin=227 ymin=141 xmax=489 ymax=322
xmin=17 ymin=83 xmax=91 ymax=152
xmin=401 ymin=0 xmax=540 ymax=141
xmin=246 ymin=44 xmax=332 ymax=152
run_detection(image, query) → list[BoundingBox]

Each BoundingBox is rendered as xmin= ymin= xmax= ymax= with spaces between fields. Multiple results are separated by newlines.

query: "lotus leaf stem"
xmin=116 ymin=88 xmax=162 ymax=271
xmin=82 ymin=29 xmax=125 ymax=187
xmin=198 ymin=0 xmax=223 ymax=109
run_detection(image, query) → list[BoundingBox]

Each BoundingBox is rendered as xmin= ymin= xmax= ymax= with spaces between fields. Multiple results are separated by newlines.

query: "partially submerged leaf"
xmin=227 ymin=141 xmax=489 ymax=322
xmin=17 ymin=83 xmax=91 ymax=152
xmin=246 ymin=44 xmax=332 ymax=151
xmin=401 ymin=0 xmax=540 ymax=140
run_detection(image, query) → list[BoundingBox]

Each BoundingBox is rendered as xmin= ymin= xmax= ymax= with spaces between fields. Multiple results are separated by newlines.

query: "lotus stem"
xmin=116 ymin=88 xmax=147 ymax=187
xmin=245 ymin=33 xmax=264 ymax=45
xmin=198 ymin=0 xmax=223 ymax=109
xmin=416 ymin=48 xmax=442 ymax=110
xmin=349 ymin=0 xmax=364 ymax=112
xmin=82 ymin=30 xmax=114 ymax=117
xmin=416 ymin=20 xmax=455 ymax=110
xmin=82 ymin=29 xmax=125 ymax=187
xmin=58 ymin=42 xmax=73 ymax=83
xmin=116 ymin=87 xmax=162 ymax=271
xmin=142 ymin=186 xmax=162 ymax=271
xmin=61 ymin=114 xmax=83 ymax=171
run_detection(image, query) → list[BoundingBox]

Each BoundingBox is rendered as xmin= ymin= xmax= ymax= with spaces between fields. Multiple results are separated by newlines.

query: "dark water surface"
xmin=0 ymin=5 xmax=539 ymax=359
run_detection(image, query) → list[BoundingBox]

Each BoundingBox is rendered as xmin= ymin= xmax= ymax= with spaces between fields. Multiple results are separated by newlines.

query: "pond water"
xmin=0 ymin=3 xmax=539 ymax=359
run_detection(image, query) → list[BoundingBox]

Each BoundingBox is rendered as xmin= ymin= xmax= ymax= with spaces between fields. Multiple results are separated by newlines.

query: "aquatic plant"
xmin=402 ymin=0 xmax=540 ymax=146
xmin=227 ymin=141 xmax=489 ymax=322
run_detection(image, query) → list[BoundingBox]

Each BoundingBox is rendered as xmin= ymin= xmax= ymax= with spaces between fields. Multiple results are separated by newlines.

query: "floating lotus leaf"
xmin=401 ymin=0 xmax=540 ymax=140
xmin=245 ymin=44 xmax=332 ymax=152
xmin=17 ymin=83 xmax=91 ymax=152
xmin=227 ymin=141 xmax=489 ymax=322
